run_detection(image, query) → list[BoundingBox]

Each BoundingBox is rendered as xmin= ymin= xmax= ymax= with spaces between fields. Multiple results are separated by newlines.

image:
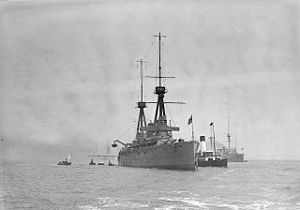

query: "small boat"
xmin=98 ymin=162 xmax=104 ymax=165
xmin=89 ymin=158 xmax=96 ymax=165
xmin=57 ymin=154 xmax=71 ymax=166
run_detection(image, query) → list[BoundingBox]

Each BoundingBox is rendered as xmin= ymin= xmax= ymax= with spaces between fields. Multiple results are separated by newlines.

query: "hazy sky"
xmin=0 ymin=0 xmax=299 ymax=162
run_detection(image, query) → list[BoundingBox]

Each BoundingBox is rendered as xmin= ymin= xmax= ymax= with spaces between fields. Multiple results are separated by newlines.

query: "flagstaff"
xmin=210 ymin=122 xmax=217 ymax=159
xmin=188 ymin=115 xmax=194 ymax=141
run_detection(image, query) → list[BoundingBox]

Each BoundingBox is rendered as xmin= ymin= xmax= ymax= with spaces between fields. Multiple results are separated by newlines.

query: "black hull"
xmin=57 ymin=162 xmax=71 ymax=166
xmin=197 ymin=158 xmax=227 ymax=167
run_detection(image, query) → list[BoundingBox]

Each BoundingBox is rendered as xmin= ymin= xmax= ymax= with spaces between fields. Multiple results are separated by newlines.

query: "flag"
xmin=210 ymin=122 xmax=214 ymax=126
xmin=188 ymin=115 xmax=192 ymax=125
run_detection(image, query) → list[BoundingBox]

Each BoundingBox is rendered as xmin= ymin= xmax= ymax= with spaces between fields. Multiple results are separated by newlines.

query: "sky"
xmin=0 ymin=0 xmax=299 ymax=162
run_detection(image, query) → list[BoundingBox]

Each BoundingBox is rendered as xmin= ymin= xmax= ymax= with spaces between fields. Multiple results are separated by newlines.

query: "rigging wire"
xmin=141 ymin=37 xmax=157 ymax=121
xmin=161 ymin=41 xmax=166 ymax=87
xmin=119 ymin=125 xmax=134 ymax=139
xmin=143 ymin=38 xmax=155 ymax=60
xmin=165 ymin=104 xmax=176 ymax=127
xmin=160 ymin=37 xmax=183 ymax=139
xmin=142 ymin=36 xmax=158 ymax=89
xmin=165 ymin=103 xmax=182 ymax=139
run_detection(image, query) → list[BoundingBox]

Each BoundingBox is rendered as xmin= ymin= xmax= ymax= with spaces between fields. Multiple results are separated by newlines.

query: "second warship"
xmin=112 ymin=33 xmax=199 ymax=170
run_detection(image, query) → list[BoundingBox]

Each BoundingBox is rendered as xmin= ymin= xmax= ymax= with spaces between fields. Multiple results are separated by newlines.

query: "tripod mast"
xmin=136 ymin=59 xmax=147 ymax=139
xmin=153 ymin=32 xmax=167 ymax=122
xmin=227 ymin=115 xmax=231 ymax=149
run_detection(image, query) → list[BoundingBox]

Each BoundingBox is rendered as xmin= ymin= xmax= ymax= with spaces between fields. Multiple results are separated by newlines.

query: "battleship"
xmin=112 ymin=33 xmax=199 ymax=170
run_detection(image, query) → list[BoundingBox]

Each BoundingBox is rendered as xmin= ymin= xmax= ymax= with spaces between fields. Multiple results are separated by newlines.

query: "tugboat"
xmin=196 ymin=123 xmax=227 ymax=167
xmin=89 ymin=158 xmax=96 ymax=165
xmin=57 ymin=154 xmax=71 ymax=166
xmin=111 ymin=33 xmax=199 ymax=170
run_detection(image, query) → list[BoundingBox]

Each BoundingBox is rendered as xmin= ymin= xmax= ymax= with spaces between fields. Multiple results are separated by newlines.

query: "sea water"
xmin=1 ymin=160 xmax=300 ymax=210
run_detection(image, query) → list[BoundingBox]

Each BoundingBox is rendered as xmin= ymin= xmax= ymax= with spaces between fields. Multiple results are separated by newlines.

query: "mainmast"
xmin=153 ymin=32 xmax=167 ymax=122
xmin=142 ymin=32 xmax=180 ymax=137
xmin=227 ymin=116 xmax=231 ymax=149
xmin=136 ymin=59 xmax=147 ymax=139
xmin=154 ymin=32 xmax=166 ymax=87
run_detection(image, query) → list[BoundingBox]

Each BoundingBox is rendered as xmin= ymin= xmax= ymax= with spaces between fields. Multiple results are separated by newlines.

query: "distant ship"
xmin=112 ymin=33 xmax=199 ymax=170
xmin=223 ymin=147 xmax=244 ymax=162
xmin=221 ymin=118 xmax=245 ymax=162
xmin=57 ymin=154 xmax=71 ymax=165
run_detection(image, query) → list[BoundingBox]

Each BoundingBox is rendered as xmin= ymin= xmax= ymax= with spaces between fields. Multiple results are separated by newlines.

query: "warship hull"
xmin=118 ymin=141 xmax=199 ymax=170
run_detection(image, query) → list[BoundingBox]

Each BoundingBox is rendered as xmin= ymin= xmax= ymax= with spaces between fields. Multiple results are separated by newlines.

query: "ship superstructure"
xmin=112 ymin=33 xmax=199 ymax=170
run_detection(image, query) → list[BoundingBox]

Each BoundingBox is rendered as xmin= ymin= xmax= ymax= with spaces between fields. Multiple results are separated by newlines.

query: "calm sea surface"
xmin=1 ymin=160 xmax=300 ymax=210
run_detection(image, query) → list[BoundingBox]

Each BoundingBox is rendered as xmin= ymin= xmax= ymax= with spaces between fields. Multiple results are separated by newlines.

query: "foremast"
xmin=227 ymin=115 xmax=231 ymax=149
xmin=136 ymin=59 xmax=147 ymax=143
